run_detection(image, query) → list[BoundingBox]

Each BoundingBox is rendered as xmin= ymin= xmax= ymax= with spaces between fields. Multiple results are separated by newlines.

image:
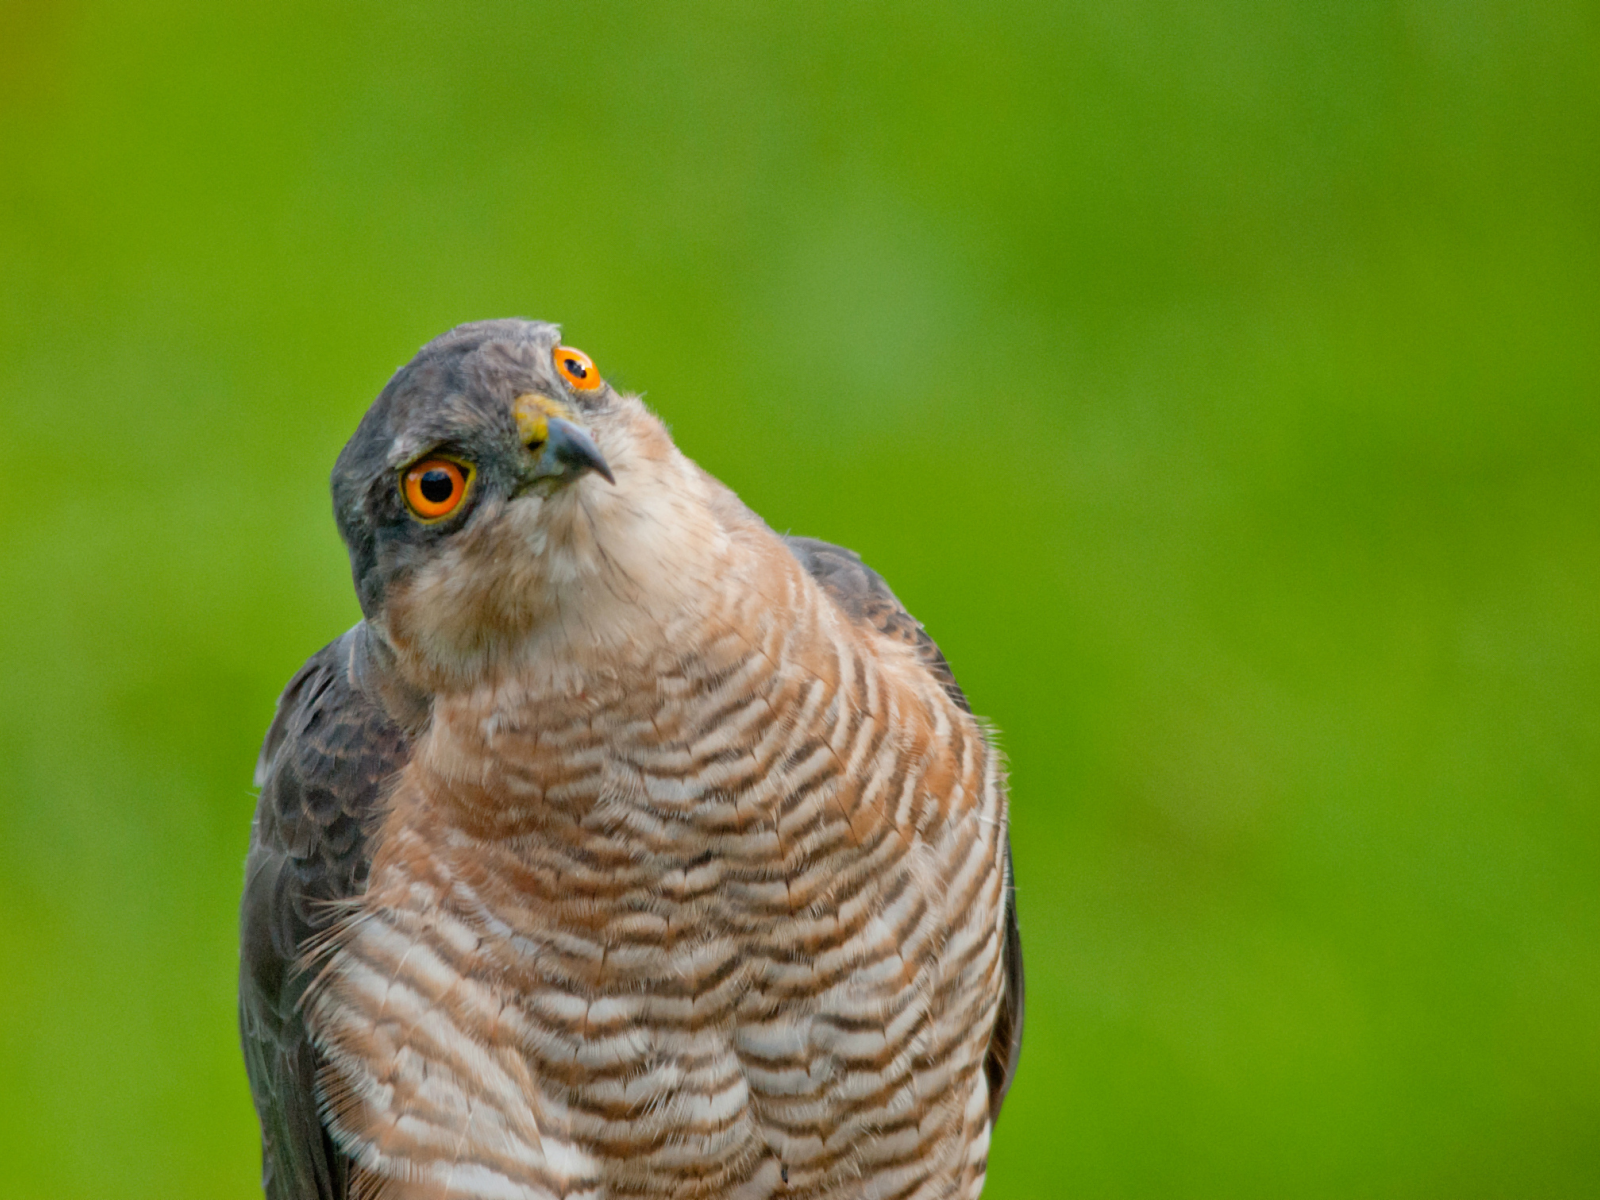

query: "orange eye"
xmin=402 ymin=458 xmax=471 ymax=520
xmin=553 ymin=346 xmax=602 ymax=391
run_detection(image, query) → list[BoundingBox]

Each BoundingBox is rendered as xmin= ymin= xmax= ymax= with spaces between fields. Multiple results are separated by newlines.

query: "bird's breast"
xmin=305 ymin=628 xmax=1007 ymax=1199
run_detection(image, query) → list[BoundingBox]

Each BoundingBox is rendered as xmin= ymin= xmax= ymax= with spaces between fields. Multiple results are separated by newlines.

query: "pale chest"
xmin=306 ymin=650 xmax=1007 ymax=1199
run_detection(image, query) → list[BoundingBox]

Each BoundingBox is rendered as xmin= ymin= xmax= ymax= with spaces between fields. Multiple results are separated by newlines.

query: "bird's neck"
xmin=409 ymin=509 xmax=829 ymax=840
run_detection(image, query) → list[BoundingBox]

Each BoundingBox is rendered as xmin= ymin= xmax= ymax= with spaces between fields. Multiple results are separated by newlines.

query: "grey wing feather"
xmin=782 ymin=535 xmax=1024 ymax=1123
xmin=239 ymin=627 xmax=410 ymax=1200
xmin=783 ymin=535 xmax=972 ymax=713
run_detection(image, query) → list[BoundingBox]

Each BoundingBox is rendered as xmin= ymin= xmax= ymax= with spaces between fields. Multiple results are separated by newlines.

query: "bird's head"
xmin=332 ymin=319 xmax=722 ymax=691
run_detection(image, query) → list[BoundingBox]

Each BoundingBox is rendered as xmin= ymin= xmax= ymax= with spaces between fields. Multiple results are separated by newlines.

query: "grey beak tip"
xmin=539 ymin=416 xmax=614 ymax=486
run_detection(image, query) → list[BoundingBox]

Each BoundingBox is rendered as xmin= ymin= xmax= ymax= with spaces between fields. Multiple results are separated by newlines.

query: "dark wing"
xmin=239 ymin=627 xmax=410 ymax=1200
xmin=987 ymin=840 xmax=1025 ymax=1123
xmin=782 ymin=535 xmax=1024 ymax=1123
xmin=783 ymin=535 xmax=971 ymax=714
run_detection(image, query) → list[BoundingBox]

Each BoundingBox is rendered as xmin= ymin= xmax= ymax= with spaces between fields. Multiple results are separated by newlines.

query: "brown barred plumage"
xmin=241 ymin=319 xmax=1022 ymax=1200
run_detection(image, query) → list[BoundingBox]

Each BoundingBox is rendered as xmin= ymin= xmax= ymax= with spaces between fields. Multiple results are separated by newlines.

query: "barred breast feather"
xmin=247 ymin=523 xmax=1021 ymax=1200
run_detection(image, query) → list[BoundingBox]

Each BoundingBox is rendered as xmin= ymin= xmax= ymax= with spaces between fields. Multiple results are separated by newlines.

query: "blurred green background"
xmin=2 ymin=1 xmax=1597 ymax=1196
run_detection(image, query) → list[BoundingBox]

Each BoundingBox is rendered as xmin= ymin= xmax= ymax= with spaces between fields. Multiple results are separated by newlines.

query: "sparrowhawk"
xmin=239 ymin=319 xmax=1024 ymax=1200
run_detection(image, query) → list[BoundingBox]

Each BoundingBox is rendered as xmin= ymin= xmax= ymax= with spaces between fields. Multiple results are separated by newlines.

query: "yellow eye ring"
xmin=402 ymin=458 xmax=471 ymax=520
xmin=553 ymin=346 xmax=601 ymax=392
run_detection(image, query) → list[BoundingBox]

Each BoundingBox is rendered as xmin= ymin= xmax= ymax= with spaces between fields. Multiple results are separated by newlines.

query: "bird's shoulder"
xmin=780 ymin=534 xmax=1023 ymax=1122
xmin=781 ymin=534 xmax=972 ymax=714
xmin=240 ymin=626 xmax=411 ymax=1200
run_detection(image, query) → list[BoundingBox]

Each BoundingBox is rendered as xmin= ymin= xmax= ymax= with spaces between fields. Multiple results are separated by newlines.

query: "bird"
xmin=239 ymin=318 xmax=1023 ymax=1200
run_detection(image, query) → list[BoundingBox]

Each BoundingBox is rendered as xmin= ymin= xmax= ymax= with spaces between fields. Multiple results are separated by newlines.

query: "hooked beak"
xmin=524 ymin=415 xmax=614 ymax=488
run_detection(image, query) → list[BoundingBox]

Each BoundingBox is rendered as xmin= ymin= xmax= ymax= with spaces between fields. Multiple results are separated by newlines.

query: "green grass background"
xmin=2 ymin=2 xmax=1597 ymax=1196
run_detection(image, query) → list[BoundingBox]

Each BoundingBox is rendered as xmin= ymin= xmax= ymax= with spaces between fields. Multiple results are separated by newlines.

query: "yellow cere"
xmin=512 ymin=393 xmax=574 ymax=447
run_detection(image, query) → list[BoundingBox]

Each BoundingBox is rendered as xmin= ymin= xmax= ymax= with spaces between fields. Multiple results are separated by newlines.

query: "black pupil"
xmin=564 ymin=357 xmax=587 ymax=378
xmin=419 ymin=468 xmax=455 ymax=504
